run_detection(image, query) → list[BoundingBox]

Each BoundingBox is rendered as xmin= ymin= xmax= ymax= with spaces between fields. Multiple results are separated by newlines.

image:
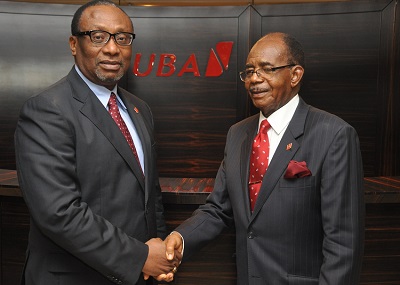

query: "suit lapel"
xmin=69 ymin=69 xmax=145 ymax=191
xmin=250 ymin=99 xmax=310 ymax=219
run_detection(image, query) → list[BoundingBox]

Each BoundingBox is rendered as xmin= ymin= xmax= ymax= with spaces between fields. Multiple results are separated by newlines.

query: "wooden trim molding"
xmin=6 ymin=0 xmax=354 ymax=6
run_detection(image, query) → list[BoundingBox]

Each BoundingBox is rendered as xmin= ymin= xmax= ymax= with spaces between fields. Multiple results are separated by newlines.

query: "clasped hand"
xmin=142 ymin=233 xmax=183 ymax=282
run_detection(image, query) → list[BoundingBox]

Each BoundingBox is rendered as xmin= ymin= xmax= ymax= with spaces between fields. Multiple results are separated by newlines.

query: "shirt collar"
xmin=258 ymin=94 xmax=299 ymax=135
xmin=74 ymin=65 xmax=127 ymax=110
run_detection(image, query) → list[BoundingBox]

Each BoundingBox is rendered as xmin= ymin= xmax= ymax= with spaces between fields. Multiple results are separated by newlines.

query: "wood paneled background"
xmin=0 ymin=1 xmax=399 ymax=284
xmin=0 ymin=0 xmax=399 ymax=178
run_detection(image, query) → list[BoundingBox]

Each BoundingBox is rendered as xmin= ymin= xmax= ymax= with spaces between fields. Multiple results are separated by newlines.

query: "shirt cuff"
xmin=170 ymin=231 xmax=184 ymax=261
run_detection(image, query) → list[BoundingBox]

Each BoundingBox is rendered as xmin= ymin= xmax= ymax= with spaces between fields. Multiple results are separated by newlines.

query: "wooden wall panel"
xmin=251 ymin=0 xmax=396 ymax=176
xmin=0 ymin=2 xmax=251 ymax=178
xmin=6 ymin=0 xmax=350 ymax=5
xmin=0 ymin=197 xmax=30 ymax=285
xmin=0 ymin=1 xmax=400 ymax=284
xmin=0 ymin=0 xmax=399 ymax=176
xmin=394 ymin=2 xmax=400 ymax=175
xmin=362 ymin=204 xmax=400 ymax=284
xmin=380 ymin=0 xmax=400 ymax=176
xmin=124 ymin=6 xmax=249 ymax=177
xmin=0 ymin=2 xmax=78 ymax=171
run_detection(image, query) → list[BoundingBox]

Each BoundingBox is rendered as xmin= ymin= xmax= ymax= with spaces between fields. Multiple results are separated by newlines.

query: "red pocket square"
xmin=284 ymin=160 xmax=312 ymax=179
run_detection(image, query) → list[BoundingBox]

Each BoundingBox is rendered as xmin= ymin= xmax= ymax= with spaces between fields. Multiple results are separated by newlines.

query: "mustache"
xmin=96 ymin=59 xmax=123 ymax=66
xmin=249 ymin=87 xmax=269 ymax=93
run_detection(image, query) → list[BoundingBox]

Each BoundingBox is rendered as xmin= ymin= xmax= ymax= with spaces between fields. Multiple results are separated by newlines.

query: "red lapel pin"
xmin=286 ymin=143 xmax=292 ymax=151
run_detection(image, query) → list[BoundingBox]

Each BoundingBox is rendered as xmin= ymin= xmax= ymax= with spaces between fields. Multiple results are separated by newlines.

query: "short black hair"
xmin=71 ymin=0 xmax=132 ymax=35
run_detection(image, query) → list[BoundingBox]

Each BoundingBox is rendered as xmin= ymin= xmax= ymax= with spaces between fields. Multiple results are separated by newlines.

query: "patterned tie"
xmin=108 ymin=93 xmax=142 ymax=173
xmin=248 ymin=120 xmax=271 ymax=211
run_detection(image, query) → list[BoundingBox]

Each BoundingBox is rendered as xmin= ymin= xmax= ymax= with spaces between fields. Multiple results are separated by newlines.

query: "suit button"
xmin=248 ymin=231 xmax=254 ymax=239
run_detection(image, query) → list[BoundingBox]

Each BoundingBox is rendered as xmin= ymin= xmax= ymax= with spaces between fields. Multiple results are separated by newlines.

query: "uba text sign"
xmin=133 ymin=42 xmax=234 ymax=77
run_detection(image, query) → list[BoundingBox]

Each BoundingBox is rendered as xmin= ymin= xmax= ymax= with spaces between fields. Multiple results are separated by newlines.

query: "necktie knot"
xmin=108 ymin=92 xmax=118 ymax=108
xmin=259 ymin=120 xmax=271 ymax=134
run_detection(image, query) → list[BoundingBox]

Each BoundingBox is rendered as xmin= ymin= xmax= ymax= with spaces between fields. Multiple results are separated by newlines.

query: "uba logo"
xmin=132 ymin=41 xmax=234 ymax=77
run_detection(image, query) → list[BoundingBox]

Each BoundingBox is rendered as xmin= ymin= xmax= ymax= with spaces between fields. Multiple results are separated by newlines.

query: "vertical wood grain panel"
xmin=0 ymin=0 xmax=399 ymax=176
xmin=252 ymin=0 xmax=395 ymax=176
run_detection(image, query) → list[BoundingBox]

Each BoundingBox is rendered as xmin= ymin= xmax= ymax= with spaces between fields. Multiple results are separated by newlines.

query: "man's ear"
xmin=69 ymin=36 xmax=77 ymax=56
xmin=290 ymin=65 xmax=304 ymax=88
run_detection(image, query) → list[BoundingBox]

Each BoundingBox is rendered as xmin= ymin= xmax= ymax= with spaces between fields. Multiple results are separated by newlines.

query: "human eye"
xmin=115 ymin=33 xmax=127 ymax=42
xmin=115 ymin=33 xmax=132 ymax=45
xmin=262 ymin=66 xmax=274 ymax=74
xmin=245 ymin=69 xmax=254 ymax=77
xmin=91 ymin=31 xmax=107 ymax=43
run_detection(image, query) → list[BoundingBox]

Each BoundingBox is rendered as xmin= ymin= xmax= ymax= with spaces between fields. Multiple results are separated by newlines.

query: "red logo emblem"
xmin=205 ymin=42 xmax=234 ymax=76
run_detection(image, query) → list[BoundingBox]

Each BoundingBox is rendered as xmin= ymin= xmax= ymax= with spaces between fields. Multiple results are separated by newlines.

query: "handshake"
xmin=142 ymin=232 xmax=183 ymax=282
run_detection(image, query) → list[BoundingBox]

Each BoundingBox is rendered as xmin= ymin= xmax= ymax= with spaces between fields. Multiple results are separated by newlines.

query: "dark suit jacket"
xmin=176 ymin=98 xmax=365 ymax=285
xmin=15 ymin=67 xmax=166 ymax=285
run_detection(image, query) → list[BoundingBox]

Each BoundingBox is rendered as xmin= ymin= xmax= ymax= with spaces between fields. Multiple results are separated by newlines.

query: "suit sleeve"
xmin=319 ymin=124 xmax=365 ymax=284
xmin=151 ymin=171 xmax=167 ymax=238
xmin=140 ymin=101 xmax=167 ymax=239
xmin=175 ymin=128 xmax=234 ymax=259
xmin=15 ymin=95 xmax=148 ymax=285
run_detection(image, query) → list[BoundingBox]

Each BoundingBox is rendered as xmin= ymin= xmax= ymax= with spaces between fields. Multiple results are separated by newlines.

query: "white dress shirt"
xmin=257 ymin=95 xmax=299 ymax=163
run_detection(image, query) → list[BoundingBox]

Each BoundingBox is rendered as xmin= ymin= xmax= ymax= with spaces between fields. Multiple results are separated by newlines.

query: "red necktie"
xmin=248 ymin=120 xmax=271 ymax=211
xmin=108 ymin=93 xmax=142 ymax=173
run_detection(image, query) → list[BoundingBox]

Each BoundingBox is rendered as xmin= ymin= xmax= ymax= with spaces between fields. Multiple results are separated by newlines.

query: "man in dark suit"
xmin=164 ymin=32 xmax=365 ymax=284
xmin=14 ymin=1 xmax=179 ymax=284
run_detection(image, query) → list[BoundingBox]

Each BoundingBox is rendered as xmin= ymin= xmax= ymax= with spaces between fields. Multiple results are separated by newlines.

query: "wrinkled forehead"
xmin=246 ymin=38 xmax=287 ymax=67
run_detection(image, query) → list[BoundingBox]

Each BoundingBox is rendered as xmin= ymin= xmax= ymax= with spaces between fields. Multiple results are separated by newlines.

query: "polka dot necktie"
xmin=248 ymin=120 xmax=271 ymax=211
xmin=108 ymin=93 xmax=143 ymax=174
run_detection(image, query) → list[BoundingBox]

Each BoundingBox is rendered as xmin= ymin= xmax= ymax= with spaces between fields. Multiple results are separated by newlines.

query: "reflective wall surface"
xmin=1 ymin=0 xmax=399 ymax=177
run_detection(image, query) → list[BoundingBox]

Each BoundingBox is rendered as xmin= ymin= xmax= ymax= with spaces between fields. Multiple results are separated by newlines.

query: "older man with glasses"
xmin=164 ymin=32 xmax=365 ymax=285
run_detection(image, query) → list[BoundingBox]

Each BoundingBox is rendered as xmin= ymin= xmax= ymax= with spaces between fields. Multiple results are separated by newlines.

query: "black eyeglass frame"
xmin=239 ymin=64 xmax=296 ymax=82
xmin=73 ymin=30 xmax=136 ymax=46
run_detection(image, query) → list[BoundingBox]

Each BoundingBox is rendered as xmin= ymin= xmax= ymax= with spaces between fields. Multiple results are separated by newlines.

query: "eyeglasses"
xmin=239 ymin=64 xmax=295 ymax=82
xmin=74 ymin=30 xmax=135 ymax=46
